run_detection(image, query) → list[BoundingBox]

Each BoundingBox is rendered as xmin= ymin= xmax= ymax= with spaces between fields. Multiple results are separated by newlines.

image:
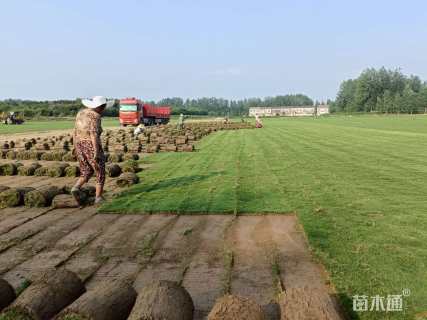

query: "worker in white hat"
xmin=71 ymin=96 xmax=114 ymax=205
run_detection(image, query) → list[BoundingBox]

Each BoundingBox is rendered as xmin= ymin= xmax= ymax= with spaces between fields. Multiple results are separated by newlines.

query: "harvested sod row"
xmin=128 ymin=281 xmax=194 ymax=320
xmin=24 ymin=186 xmax=63 ymax=208
xmin=0 ymin=163 xmax=22 ymax=176
xmin=56 ymin=281 xmax=136 ymax=320
xmin=208 ymin=295 xmax=266 ymax=320
xmin=0 ymin=188 xmax=35 ymax=208
xmin=34 ymin=167 xmax=48 ymax=176
xmin=17 ymin=163 xmax=41 ymax=176
xmin=0 ymin=279 xmax=16 ymax=312
xmin=65 ymin=166 xmax=80 ymax=177
xmin=47 ymin=163 xmax=69 ymax=178
xmin=1 ymin=269 xmax=85 ymax=320
xmin=116 ymin=172 xmax=139 ymax=187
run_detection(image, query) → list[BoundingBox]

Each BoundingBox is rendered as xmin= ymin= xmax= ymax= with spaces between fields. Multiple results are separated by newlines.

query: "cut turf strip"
xmin=64 ymin=214 xmax=175 ymax=283
xmin=182 ymin=215 xmax=234 ymax=319
xmin=0 ymin=208 xmax=51 ymax=234
xmin=227 ymin=215 xmax=277 ymax=305
xmin=133 ymin=215 xmax=207 ymax=292
xmin=2 ymin=211 xmax=118 ymax=289
xmin=0 ymin=209 xmax=67 ymax=254
xmin=0 ymin=208 xmax=96 ymax=275
xmin=267 ymin=215 xmax=343 ymax=318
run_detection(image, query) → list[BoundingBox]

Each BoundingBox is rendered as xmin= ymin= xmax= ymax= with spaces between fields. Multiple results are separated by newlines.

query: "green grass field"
xmin=101 ymin=115 xmax=427 ymax=319
xmin=0 ymin=118 xmax=119 ymax=135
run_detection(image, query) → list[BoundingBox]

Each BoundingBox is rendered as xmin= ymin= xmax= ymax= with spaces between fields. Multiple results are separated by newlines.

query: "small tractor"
xmin=1 ymin=112 xmax=25 ymax=125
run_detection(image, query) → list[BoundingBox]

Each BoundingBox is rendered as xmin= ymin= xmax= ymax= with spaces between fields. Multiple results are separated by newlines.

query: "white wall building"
xmin=249 ymin=105 xmax=329 ymax=117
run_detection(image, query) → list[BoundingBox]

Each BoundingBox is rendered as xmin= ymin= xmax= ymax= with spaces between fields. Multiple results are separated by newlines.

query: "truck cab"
xmin=119 ymin=98 xmax=171 ymax=126
xmin=119 ymin=98 xmax=142 ymax=127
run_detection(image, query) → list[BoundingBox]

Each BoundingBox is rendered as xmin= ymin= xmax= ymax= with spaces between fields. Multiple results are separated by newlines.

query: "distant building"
xmin=249 ymin=105 xmax=329 ymax=117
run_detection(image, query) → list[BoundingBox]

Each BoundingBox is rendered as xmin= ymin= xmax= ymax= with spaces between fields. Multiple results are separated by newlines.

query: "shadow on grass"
xmin=334 ymin=293 xmax=360 ymax=320
xmin=123 ymin=171 xmax=226 ymax=196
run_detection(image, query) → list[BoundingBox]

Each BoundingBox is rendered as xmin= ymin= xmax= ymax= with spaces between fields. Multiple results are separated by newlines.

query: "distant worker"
xmin=177 ymin=113 xmax=185 ymax=130
xmin=255 ymin=114 xmax=263 ymax=128
xmin=133 ymin=123 xmax=145 ymax=136
xmin=71 ymin=96 xmax=114 ymax=205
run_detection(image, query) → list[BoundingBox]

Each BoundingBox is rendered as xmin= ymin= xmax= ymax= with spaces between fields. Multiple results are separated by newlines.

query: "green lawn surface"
xmin=101 ymin=115 xmax=427 ymax=319
xmin=0 ymin=118 xmax=119 ymax=135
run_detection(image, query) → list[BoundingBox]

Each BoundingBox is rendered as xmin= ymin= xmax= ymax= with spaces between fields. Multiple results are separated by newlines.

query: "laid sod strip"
xmin=0 ymin=279 xmax=16 ymax=312
xmin=128 ymin=281 xmax=194 ymax=320
xmin=57 ymin=281 xmax=136 ymax=320
xmin=3 ymin=269 xmax=85 ymax=320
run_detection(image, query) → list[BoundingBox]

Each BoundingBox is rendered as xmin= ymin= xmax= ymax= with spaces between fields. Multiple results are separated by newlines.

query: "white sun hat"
xmin=82 ymin=96 xmax=115 ymax=109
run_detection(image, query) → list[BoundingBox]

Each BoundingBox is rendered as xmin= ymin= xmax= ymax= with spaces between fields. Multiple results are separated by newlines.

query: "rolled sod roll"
xmin=123 ymin=153 xmax=139 ymax=161
xmin=128 ymin=280 xmax=194 ymax=320
xmin=24 ymin=186 xmax=63 ymax=208
xmin=3 ymin=269 xmax=85 ymax=320
xmin=208 ymin=295 xmax=266 ymax=320
xmin=146 ymin=144 xmax=159 ymax=153
xmin=5 ymin=151 xmax=16 ymax=160
xmin=106 ymin=164 xmax=122 ymax=177
xmin=181 ymin=144 xmax=194 ymax=152
xmin=0 ymin=187 xmax=34 ymax=208
xmin=56 ymin=280 xmax=137 ymax=320
xmin=52 ymin=194 xmax=84 ymax=208
xmin=18 ymin=163 xmax=41 ymax=176
xmin=175 ymin=136 xmax=187 ymax=145
xmin=0 ymin=279 xmax=16 ymax=312
xmin=108 ymin=153 xmax=124 ymax=163
xmin=62 ymin=152 xmax=77 ymax=162
xmin=47 ymin=163 xmax=69 ymax=178
xmin=120 ymin=160 xmax=139 ymax=173
xmin=0 ymin=163 xmax=22 ymax=176
xmin=116 ymin=172 xmax=139 ymax=187
xmin=65 ymin=166 xmax=80 ymax=177
xmin=81 ymin=186 xmax=96 ymax=198
xmin=164 ymin=144 xmax=177 ymax=152
xmin=34 ymin=167 xmax=48 ymax=176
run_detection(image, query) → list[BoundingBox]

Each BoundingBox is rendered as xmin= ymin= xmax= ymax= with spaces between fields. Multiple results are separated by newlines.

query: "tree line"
xmin=0 ymin=94 xmax=314 ymax=118
xmin=331 ymin=67 xmax=427 ymax=114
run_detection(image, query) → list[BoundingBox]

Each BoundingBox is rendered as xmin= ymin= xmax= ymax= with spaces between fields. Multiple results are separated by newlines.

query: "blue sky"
xmin=1 ymin=0 xmax=427 ymax=101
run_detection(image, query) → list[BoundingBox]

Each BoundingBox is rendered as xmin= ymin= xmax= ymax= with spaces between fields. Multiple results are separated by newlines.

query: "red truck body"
xmin=119 ymin=98 xmax=171 ymax=126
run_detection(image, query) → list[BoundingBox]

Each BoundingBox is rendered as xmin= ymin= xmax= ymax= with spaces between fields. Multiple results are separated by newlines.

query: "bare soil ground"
xmin=0 ymin=174 xmax=343 ymax=319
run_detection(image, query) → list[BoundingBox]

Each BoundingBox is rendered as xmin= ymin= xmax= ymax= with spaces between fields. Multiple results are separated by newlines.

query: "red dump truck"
xmin=119 ymin=98 xmax=171 ymax=126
